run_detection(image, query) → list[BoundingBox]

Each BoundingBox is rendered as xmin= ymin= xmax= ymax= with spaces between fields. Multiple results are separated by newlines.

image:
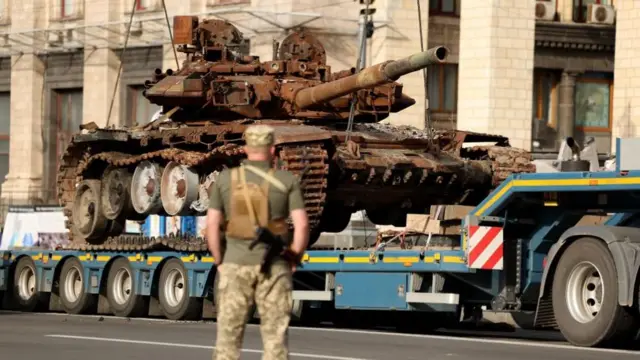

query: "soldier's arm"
xmin=206 ymin=180 xmax=224 ymax=265
xmin=287 ymin=176 xmax=309 ymax=255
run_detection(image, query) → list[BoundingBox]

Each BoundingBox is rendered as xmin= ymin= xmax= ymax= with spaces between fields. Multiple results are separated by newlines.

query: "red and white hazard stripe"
xmin=467 ymin=225 xmax=504 ymax=270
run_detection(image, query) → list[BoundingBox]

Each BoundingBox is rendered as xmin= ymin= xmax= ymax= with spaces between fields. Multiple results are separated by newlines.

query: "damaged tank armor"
xmin=58 ymin=16 xmax=535 ymax=252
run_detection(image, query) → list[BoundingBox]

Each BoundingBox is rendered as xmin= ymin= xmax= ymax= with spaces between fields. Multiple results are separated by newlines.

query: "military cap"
xmin=244 ymin=124 xmax=275 ymax=147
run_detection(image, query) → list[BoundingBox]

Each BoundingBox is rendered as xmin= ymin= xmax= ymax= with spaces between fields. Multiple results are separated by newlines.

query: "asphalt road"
xmin=0 ymin=312 xmax=639 ymax=360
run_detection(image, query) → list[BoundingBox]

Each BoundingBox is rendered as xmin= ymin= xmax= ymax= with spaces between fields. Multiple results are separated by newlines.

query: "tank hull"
xmin=57 ymin=121 xmax=534 ymax=250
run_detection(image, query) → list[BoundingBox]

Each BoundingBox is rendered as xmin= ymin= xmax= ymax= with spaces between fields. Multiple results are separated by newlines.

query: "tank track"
xmin=53 ymin=231 xmax=460 ymax=253
xmin=57 ymin=140 xmax=329 ymax=252
xmin=56 ymin=131 xmax=531 ymax=252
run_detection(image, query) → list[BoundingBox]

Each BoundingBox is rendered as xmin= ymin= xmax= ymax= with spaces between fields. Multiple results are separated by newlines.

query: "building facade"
xmin=0 ymin=0 xmax=626 ymax=213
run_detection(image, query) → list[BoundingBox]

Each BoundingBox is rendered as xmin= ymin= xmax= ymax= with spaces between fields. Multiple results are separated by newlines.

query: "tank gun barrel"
xmin=292 ymin=46 xmax=449 ymax=109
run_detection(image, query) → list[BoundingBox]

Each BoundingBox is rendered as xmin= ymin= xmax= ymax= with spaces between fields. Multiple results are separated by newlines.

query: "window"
xmin=429 ymin=0 xmax=459 ymax=16
xmin=0 ymin=92 xmax=9 ymax=193
xmin=48 ymin=89 xmax=82 ymax=198
xmin=574 ymin=76 xmax=612 ymax=131
xmin=573 ymin=0 xmax=608 ymax=23
xmin=136 ymin=0 xmax=150 ymax=11
xmin=61 ymin=0 xmax=74 ymax=18
xmin=127 ymin=85 xmax=162 ymax=127
xmin=427 ymin=64 xmax=458 ymax=113
xmin=531 ymin=71 xmax=559 ymax=151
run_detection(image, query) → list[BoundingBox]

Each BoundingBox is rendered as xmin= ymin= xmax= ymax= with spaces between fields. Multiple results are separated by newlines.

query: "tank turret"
xmin=142 ymin=16 xmax=447 ymax=122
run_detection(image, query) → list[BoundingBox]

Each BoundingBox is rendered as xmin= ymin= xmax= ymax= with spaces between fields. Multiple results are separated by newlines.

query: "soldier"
xmin=206 ymin=124 xmax=310 ymax=360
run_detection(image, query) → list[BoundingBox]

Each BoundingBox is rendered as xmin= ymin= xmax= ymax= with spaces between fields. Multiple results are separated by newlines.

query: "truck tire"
xmin=552 ymin=237 xmax=638 ymax=347
xmin=10 ymin=257 xmax=43 ymax=312
xmin=157 ymin=258 xmax=202 ymax=320
xmin=106 ymin=257 xmax=148 ymax=317
xmin=59 ymin=257 xmax=97 ymax=314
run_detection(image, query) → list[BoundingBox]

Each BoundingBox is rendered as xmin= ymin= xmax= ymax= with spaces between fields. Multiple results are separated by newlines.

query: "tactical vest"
xmin=225 ymin=164 xmax=289 ymax=240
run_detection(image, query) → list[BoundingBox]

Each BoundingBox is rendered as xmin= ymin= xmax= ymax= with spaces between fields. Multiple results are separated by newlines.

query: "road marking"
xmin=45 ymin=334 xmax=371 ymax=360
xmin=12 ymin=311 xmax=638 ymax=355
xmin=288 ymin=326 xmax=640 ymax=354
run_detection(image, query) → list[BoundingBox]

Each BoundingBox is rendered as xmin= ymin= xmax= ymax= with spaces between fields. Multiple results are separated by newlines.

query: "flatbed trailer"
xmin=2 ymin=138 xmax=640 ymax=349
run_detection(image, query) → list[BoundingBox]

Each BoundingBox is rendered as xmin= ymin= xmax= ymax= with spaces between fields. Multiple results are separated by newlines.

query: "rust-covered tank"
xmin=58 ymin=16 xmax=535 ymax=251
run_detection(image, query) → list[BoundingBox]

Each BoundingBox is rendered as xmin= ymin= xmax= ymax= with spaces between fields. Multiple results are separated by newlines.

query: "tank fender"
xmin=539 ymin=225 xmax=640 ymax=307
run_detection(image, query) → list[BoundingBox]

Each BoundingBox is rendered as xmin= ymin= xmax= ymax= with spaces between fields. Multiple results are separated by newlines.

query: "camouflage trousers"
xmin=213 ymin=262 xmax=293 ymax=360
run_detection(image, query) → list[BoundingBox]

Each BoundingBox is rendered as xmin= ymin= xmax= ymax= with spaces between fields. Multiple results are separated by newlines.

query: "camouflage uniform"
xmin=209 ymin=124 xmax=306 ymax=360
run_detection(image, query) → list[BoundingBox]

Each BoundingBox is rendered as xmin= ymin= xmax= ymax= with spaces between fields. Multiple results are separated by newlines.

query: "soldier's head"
xmin=243 ymin=124 xmax=276 ymax=161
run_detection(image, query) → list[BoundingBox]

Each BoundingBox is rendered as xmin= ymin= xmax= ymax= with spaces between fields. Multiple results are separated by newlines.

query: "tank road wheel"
xmin=59 ymin=257 xmax=97 ymax=314
xmin=160 ymin=162 xmax=200 ymax=216
xmin=101 ymin=166 xmax=146 ymax=223
xmin=131 ymin=161 xmax=164 ymax=215
xmin=9 ymin=257 xmax=44 ymax=311
xmin=190 ymin=170 xmax=222 ymax=213
xmin=106 ymin=258 xmax=148 ymax=318
xmin=552 ymin=237 xmax=638 ymax=347
xmin=72 ymin=180 xmax=110 ymax=244
xmin=158 ymin=258 xmax=202 ymax=320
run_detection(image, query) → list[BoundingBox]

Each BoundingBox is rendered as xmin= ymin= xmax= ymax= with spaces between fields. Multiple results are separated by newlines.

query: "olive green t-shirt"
xmin=208 ymin=159 xmax=305 ymax=265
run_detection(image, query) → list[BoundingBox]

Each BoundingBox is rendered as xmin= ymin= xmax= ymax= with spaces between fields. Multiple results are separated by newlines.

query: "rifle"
xmin=249 ymin=228 xmax=302 ymax=277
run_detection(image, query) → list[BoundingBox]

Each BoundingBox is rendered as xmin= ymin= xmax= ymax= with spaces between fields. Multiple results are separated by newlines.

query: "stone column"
xmin=611 ymin=1 xmax=640 ymax=150
xmin=0 ymin=0 xmax=47 ymax=203
xmin=457 ymin=0 xmax=536 ymax=150
xmin=557 ymin=70 xmax=577 ymax=144
xmin=82 ymin=0 xmax=122 ymax=127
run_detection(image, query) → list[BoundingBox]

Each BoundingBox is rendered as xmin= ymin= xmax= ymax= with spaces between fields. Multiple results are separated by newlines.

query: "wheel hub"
xmin=112 ymin=268 xmax=132 ymax=305
xmin=72 ymin=180 xmax=111 ymax=242
xmin=565 ymin=261 xmax=604 ymax=323
xmin=101 ymin=167 xmax=132 ymax=220
xmin=73 ymin=183 xmax=103 ymax=237
xmin=163 ymin=269 xmax=186 ymax=308
xmin=131 ymin=161 xmax=163 ymax=214
xmin=64 ymin=266 xmax=83 ymax=303
xmin=78 ymin=190 xmax=96 ymax=230
xmin=18 ymin=266 xmax=36 ymax=301
xmin=160 ymin=162 xmax=200 ymax=216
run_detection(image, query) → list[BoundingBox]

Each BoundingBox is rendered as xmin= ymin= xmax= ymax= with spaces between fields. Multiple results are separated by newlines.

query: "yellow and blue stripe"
xmin=472 ymin=171 xmax=640 ymax=218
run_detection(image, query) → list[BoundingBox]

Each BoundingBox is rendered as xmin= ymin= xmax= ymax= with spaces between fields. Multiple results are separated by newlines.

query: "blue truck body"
xmin=2 ymin=138 xmax=640 ymax=348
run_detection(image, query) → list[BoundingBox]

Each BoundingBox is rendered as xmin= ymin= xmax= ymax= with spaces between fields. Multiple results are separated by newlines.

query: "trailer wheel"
xmin=158 ymin=258 xmax=202 ymax=320
xmin=106 ymin=258 xmax=148 ymax=317
xmin=59 ymin=257 xmax=97 ymax=314
xmin=552 ymin=237 xmax=638 ymax=347
xmin=10 ymin=257 xmax=41 ymax=311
